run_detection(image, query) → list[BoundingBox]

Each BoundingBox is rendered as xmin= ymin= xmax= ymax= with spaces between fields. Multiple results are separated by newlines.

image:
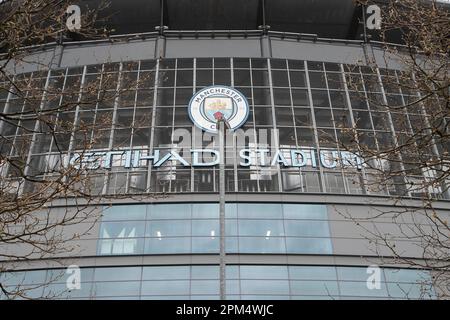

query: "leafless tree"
xmin=330 ymin=0 xmax=450 ymax=298
xmin=0 ymin=0 xmax=155 ymax=299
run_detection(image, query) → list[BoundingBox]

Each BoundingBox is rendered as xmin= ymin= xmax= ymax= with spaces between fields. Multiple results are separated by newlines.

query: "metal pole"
xmin=218 ymin=119 xmax=226 ymax=300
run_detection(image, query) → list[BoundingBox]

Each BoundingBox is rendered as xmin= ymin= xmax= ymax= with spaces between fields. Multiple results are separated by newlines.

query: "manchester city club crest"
xmin=188 ymin=85 xmax=249 ymax=133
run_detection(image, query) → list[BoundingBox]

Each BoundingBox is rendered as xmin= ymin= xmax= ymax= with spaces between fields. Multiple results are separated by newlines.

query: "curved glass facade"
xmin=97 ymin=203 xmax=332 ymax=255
xmin=1 ymin=51 xmax=447 ymax=300
xmin=0 ymin=265 xmax=436 ymax=300
xmin=1 ymin=58 xmax=447 ymax=198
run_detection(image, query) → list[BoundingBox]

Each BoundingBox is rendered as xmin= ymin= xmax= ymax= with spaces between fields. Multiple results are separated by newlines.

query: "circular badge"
xmin=188 ymin=86 xmax=249 ymax=134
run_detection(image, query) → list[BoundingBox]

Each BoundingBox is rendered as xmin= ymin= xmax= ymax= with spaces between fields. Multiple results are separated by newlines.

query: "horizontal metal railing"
xmin=2 ymin=28 xmax=399 ymax=58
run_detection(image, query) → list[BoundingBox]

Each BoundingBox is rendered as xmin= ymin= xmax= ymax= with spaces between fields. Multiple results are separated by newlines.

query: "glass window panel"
xmin=353 ymin=111 xmax=373 ymax=130
xmin=177 ymin=58 xmax=193 ymax=69
xmin=253 ymin=88 xmax=271 ymax=105
xmin=226 ymin=280 xmax=240 ymax=295
xmin=142 ymin=266 xmax=190 ymax=280
xmin=272 ymin=70 xmax=289 ymax=87
xmin=226 ymin=266 xmax=240 ymax=279
xmin=339 ymin=281 xmax=389 ymax=297
xmin=156 ymin=88 xmax=174 ymax=106
xmin=333 ymin=109 xmax=352 ymax=128
xmin=275 ymin=108 xmax=294 ymax=126
xmin=196 ymin=58 xmax=212 ymax=69
xmin=132 ymin=127 xmax=151 ymax=146
xmin=251 ymin=58 xmax=268 ymax=69
xmin=288 ymin=60 xmax=305 ymax=70
xmin=214 ymin=58 xmax=230 ymax=68
xmin=308 ymin=61 xmax=323 ymax=71
xmin=309 ymin=72 xmax=327 ymax=88
xmin=317 ymin=129 xmax=336 ymax=147
xmin=136 ymin=89 xmax=153 ymax=106
xmin=278 ymin=127 xmax=296 ymax=146
xmin=192 ymin=237 xmax=219 ymax=253
xmin=175 ymin=88 xmax=193 ymax=105
xmin=237 ymin=203 xmax=282 ymax=218
xmin=315 ymin=108 xmax=333 ymax=127
xmin=225 ymin=203 xmax=238 ymax=218
xmin=214 ymin=70 xmax=231 ymax=85
xmin=96 ymin=296 xmax=140 ymax=300
xmin=196 ymin=70 xmax=213 ymax=87
xmin=173 ymin=107 xmax=191 ymax=125
xmin=238 ymin=220 xmax=284 ymax=236
xmin=239 ymin=237 xmax=286 ymax=254
xmin=191 ymin=266 xmax=219 ymax=279
xmin=338 ymin=267 xmax=385 ymax=282
xmin=326 ymin=72 xmax=345 ymax=90
xmin=160 ymin=70 xmax=175 ymax=87
xmin=141 ymin=60 xmax=157 ymax=70
xmin=289 ymin=266 xmax=337 ymax=280
xmin=291 ymin=280 xmax=339 ymax=296
xmin=92 ymin=281 xmax=140 ymax=297
xmin=146 ymin=220 xmax=191 ymax=237
xmin=291 ymin=295 xmax=335 ymax=300
xmin=141 ymin=280 xmax=190 ymax=295
xmin=192 ymin=203 xmax=219 ymax=218
xmin=101 ymin=205 xmax=147 ymax=221
xmin=99 ymin=221 xmax=145 ymax=238
xmin=273 ymin=88 xmax=291 ymax=106
xmin=329 ymin=91 xmax=347 ymax=109
xmin=311 ymin=90 xmax=330 ymax=108
xmin=226 ymin=237 xmax=239 ymax=253
xmin=241 ymin=295 xmax=290 ymax=300
xmin=93 ymin=267 xmax=141 ymax=281
xmin=240 ymin=266 xmax=288 ymax=280
xmin=296 ymin=128 xmax=315 ymax=146
xmin=141 ymin=295 xmax=190 ymax=300
xmin=241 ymin=280 xmax=289 ymax=295
xmin=43 ymin=282 xmax=92 ymax=299
xmin=2 ymin=285 xmax=44 ymax=299
xmin=284 ymin=220 xmax=330 ymax=237
xmin=46 ymin=268 xmax=94 ymax=284
xmin=290 ymin=71 xmax=307 ymax=87
xmin=233 ymin=69 xmax=251 ymax=86
xmin=191 ymin=295 xmax=220 ymax=300
xmin=191 ymin=219 xmax=220 ymax=236
xmin=159 ymin=59 xmax=175 ymax=69
xmin=271 ymin=59 xmax=286 ymax=69
xmin=0 ymin=270 xmax=47 ymax=286
xmin=283 ymin=204 xmax=327 ymax=219
xmin=383 ymin=269 xmax=431 ymax=284
xmin=387 ymin=282 xmax=435 ymax=299
xmin=253 ymin=106 xmax=273 ymax=125
xmin=176 ymin=70 xmax=193 ymax=86
xmin=293 ymin=108 xmax=312 ymax=127
xmin=145 ymin=237 xmax=191 ymax=254
xmin=324 ymin=63 xmax=340 ymax=72
xmin=252 ymin=70 xmax=269 ymax=86
xmin=191 ymin=280 xmax=219 ymax=295
xmin=137 ymin=71 xmax=155 ymax=89
xmin=148 ymin=204 xmax=191 ymax=219
xmin=98 ymin=222 xmax=145 ymax=255
xmin=285 ymin=238 xmax=332 ymax=254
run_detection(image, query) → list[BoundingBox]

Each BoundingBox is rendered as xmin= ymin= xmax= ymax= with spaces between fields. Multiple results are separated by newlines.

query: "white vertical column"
xmin=340 ymin=64 xmax=369 ymax=195
xmin=305 ymin=61 xmax=326 ymax=193
xmin=146 ymin=59 xmax=160 ymax=191
xmin=267 ymin=58 xmax=283 ymax=192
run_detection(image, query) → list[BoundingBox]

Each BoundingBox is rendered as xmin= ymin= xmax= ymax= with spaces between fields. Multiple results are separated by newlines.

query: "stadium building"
xmin=0 ymin=0 xmax=449 ymax=299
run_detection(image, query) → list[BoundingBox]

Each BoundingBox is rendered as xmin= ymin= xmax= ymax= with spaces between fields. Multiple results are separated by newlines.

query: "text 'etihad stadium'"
xmin=69 ymin=148 xmax=363 ymax=170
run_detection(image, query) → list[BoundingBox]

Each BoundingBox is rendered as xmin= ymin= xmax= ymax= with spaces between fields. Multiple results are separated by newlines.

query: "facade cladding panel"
xmin=0 ymin=0 xmax=449 ymax=300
